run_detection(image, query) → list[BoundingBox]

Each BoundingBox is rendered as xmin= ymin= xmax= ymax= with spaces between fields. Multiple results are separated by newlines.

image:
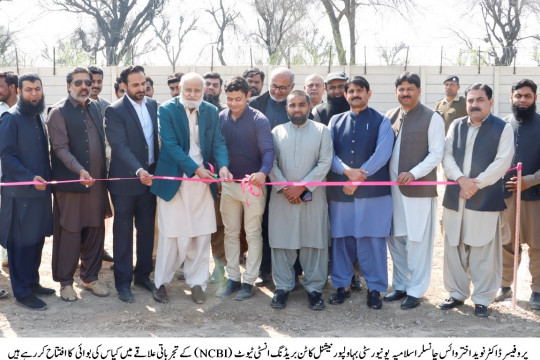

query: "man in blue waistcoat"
xmin=327 ymin=76 xmax=394 ymax=309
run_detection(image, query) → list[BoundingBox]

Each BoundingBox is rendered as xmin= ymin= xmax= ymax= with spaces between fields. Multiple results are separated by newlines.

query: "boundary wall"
xmin=3 ymin=65 xmax=540 ymax=119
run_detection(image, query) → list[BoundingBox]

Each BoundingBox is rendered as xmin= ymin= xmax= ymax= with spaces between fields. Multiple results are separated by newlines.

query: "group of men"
xmin=0 ymin=67 xmax=538 ymax=319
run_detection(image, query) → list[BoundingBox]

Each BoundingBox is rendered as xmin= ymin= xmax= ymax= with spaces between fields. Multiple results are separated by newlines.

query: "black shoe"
xmin=401 ymin=295 xmax=420 ymax=309
xmin=30 ymin=284 xmax=55 ymax=296
xmin=328 ymin=287 xmax=351 ymax=305
xmin=367 ymin=290 xmax=382 ymax=310
xmin=102 ymin=250 xmax=114 ymax=263
xmin=383 ymin=289 xmax=407 ymax=302
xmin=16 ymin=293 xmax=47 ymax=311
xmin=235 ymin=283 xmax=254 ymax=301
xmin=308 ymin=291 xmax=325 ymax=310
xmin=152 ymin=285 xmax=168 ymax=303
xmin=191 ymin=285 xmax=206 ymax=304
xmin=494 ymin=287 xmax=512 ymax=302
xmin=474 ymin=304 xmax=489 ymax=317
xmin=118 ymin=288 xmax=134 ymax=303
xmin=351 ymin=275 xmax=363 ymax=291
xmin=271 ymin=289 xmax=288 ymax=309
xmin=529 ymin=292 xmax=540 ymax=310
xmin=134 ymin=278 xmax=155 ymax=292
xmin=216 ymin=279 xmax=241 ymax=297
xmin=439 ymin=297 xmax=464 ymax=309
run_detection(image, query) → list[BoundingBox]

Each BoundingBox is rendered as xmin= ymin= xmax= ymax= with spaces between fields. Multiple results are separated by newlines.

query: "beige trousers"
xmin=220 ymin=182 xmax=266 ymax=285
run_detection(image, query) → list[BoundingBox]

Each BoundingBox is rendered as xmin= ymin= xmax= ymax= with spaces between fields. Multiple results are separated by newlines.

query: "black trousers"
xmin=111 ymin=190 xmax=156 ymax=291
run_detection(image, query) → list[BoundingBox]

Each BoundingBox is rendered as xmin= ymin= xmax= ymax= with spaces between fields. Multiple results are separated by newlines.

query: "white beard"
xmin=180 ymin=94 xmax=203 ymax=110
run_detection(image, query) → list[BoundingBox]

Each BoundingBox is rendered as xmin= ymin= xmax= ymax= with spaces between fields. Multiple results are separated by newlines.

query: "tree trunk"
xmin=346 ymin=0 xmax=356 ymax=65
xmin=321 ymin=0 xmax=347 ymax=65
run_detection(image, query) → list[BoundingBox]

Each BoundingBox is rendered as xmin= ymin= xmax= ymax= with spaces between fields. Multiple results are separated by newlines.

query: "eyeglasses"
xmin=270 ymin=84 xmax=291 ymax=92
xmin=72 ymin=79 xmax=92 ymax=87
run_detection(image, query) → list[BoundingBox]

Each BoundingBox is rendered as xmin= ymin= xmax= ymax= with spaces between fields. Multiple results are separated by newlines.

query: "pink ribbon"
xmin=1 ymin=163 xmax=521 ymax=188
xmin=240 ymin=175 xmax=262 ymax=208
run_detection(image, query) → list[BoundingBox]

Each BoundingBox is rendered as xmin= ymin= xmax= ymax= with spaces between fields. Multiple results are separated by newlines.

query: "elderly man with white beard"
xmin=150 ymin=73 xmax=232 ymax=304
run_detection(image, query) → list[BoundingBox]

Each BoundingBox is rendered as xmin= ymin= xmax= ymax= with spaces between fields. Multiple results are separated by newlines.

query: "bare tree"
xmin=206 ymin=0 xmax=241 ymax=66
xmin=47 ymin=0 xmax=167 ymax=65
xmin=320 ymin=0 xmax=414 ymax=65
xmin=153 ymin=14 xmax=196 ymax=71
xmin=300 ymin=28 xmax=333 ymax=65
xmin=470 ymin=0 xmax=540 ymax=65
xmin=379 ymin=42 xmax=407 ymax=66
xmin=0 ymin=25 xmax=17 ymax=66
xmin=42 ymin=38 xmax=94 ymax=67
xmin=250 ymin=0 xmax=311 ymax=65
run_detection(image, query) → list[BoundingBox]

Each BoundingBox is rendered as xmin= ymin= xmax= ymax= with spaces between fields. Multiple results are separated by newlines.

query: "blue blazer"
xmin=151 ymin=99 xmax=229 ymax=201
xmin=0 ymin=106 xmax=53 ymax=247
xmin=105 ymin=95 xmax=159 ymax=196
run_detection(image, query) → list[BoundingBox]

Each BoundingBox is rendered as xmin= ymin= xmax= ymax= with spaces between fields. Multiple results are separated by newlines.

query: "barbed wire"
xmin=2 ymin=44 xmax=540 ymax=69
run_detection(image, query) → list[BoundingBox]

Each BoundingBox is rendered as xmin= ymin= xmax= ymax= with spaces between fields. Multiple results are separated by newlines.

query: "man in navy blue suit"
xmin=0 ymin=73 xmax=54 ymax=310
xmin=105 ymin=65 xmax=160 ymax=303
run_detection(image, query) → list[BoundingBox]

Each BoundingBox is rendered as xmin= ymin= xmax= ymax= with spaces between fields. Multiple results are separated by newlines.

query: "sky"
xmin=1 ymin=0 xmax=539 ymax=67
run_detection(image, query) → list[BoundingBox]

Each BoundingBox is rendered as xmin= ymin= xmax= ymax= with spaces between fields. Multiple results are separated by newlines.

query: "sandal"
xmin=60 ymin=285 xmax=78 ymax=302
xmin=308 ymin=291 xmax=325 ymax=310
xmin=328 ymin=287 xmax=351 ymax=305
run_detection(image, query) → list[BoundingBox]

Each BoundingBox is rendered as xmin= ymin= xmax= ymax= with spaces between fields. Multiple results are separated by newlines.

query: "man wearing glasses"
xmin=47 ymin=67 xmax=111 ymax=302
xmin=249 ymin=67 xmax=295 ymax=285
xmin=312 ymin=72 xmax=350 ymax=126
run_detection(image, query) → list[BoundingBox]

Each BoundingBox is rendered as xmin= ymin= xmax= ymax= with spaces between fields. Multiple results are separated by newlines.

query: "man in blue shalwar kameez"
xmin=327 ymin=76 xmax=394 ymax=309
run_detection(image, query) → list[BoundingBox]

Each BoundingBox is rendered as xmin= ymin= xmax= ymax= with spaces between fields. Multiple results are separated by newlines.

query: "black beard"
xmin=289 ymin=114 xmax=308 ymax=125
xmin=18 ymin=96 xmax=45 ymax=116
xmin=327 ymin=94 xmax=349 ymax=111
xmin=512 ymin=103 xmax=536 ymax=121
xmin=249 ymin=88 xmax=260 ymax=97
xmin=204 ymin=94 xmax=222 ymax=111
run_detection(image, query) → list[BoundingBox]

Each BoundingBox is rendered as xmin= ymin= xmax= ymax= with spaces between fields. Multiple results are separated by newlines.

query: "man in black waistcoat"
xmin=439 ymin=83 xmax=514 ymax=317
xmin=0 ymin=73 xmax=53 ymax=310
xmin=494 ymin=79 xmax=540 ymax=310
xmin=47 ymin=67 xmax=112 ymax=302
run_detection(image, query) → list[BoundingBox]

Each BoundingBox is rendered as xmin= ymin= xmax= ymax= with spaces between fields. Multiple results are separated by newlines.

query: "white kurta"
xmin=387 ymin=111 xmax=445 ymax=297
xmin=442 ymin=118 xmax=514 ymax=247
xmin=389 ymin=112 xmax=445 ymax=240
xmin=157 ymin=108 xmax=216 ymax=238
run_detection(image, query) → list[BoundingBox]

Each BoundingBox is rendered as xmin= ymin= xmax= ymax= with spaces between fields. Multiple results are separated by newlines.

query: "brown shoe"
xmin=191 ymin=285 xmax=206 ymax=304
xmin=83 ymin=280 xmax=109 ymax=297
xmin=152 ymin=285 xmax=168 ymax=303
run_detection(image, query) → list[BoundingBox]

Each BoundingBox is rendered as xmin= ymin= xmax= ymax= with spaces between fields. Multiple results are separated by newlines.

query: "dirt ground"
xmin=0 ymin=189 xmax=539 ymax=338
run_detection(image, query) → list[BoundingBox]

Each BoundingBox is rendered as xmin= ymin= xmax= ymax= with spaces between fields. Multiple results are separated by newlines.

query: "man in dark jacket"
xmin=311 ymin=72 xmax=350 ymax=125
xmin=105 ymin=65 xmax=160 ymax=303
xmin=0 ymin=73 xmax=53 ymax=310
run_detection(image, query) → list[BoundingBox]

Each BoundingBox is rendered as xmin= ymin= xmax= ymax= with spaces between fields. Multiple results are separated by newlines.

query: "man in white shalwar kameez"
xmin=150 ymin=73 xmax=232 ymax=304
xmin=439 ymin=83 xmax=514 ymax=317
xmin=384 ymin=72 xmax=445 ymax=309
xmin=268 ymin=90 xmax=333 ymax=310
